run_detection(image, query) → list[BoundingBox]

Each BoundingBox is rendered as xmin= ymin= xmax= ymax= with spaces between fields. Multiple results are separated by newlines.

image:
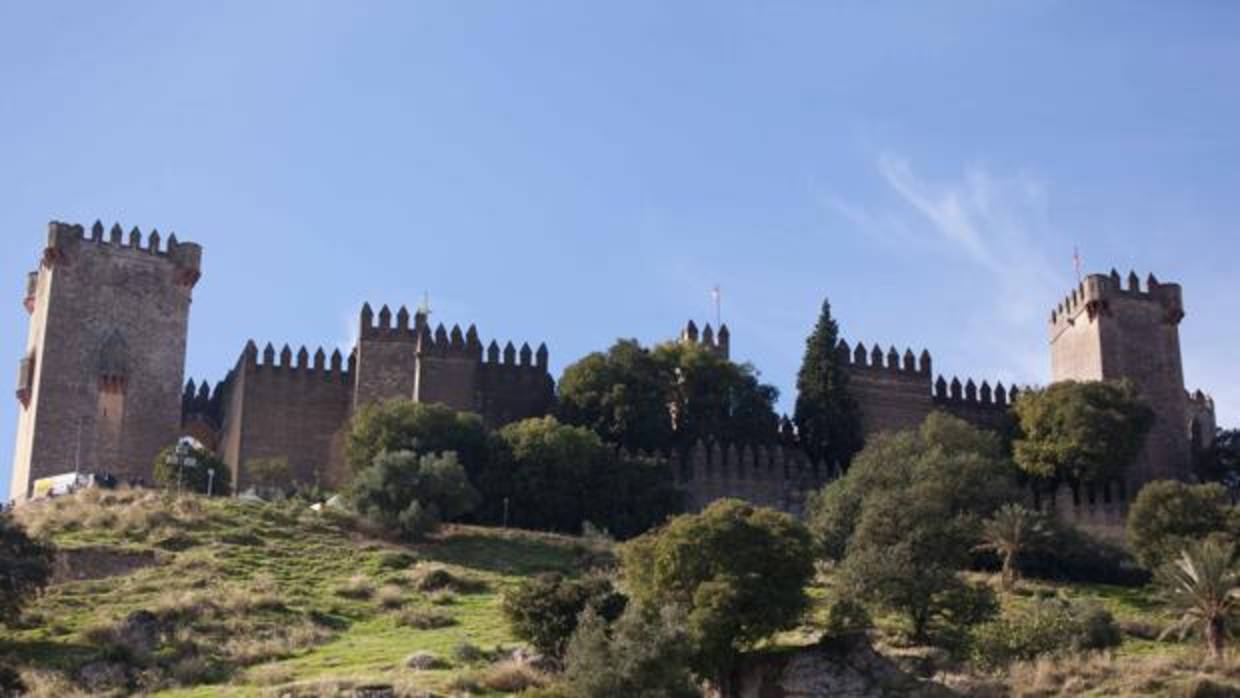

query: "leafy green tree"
xmin=1127 ymin=480 xmax=1231 ymax=570
xmin=349 ymin=450 xmax=480 ymax=540
xmin=488 ymin=416 xmax=681 ymax=536
xmin=1158 ymin=540 xmax=1240 ymax=660
xmin=836 ymin=487 xmax=997 ymax=642
xmin=500 ymin=573 xmax=626 ymax=662
xmin=807 ymin=411 xmax=1020 ymax=561
xmin=1199 ymin=428 xmax=1240 ymax=499
xmin=557 ymin=339 xmax=674 ymax=453
xmin=558 ymin=339 xmax=780 ymax=453
xmin=153 ymin=442 xmax=231 ymax=496
xmin=976 ymin=503 xmax=1050 ymax=590
xmin=345 ymin=400 xmax=491 ymax=481
xmin=558 ymin=605 xmax=699 ymax=698
xmin=793 ymin=299 xmax=863 ymax=468
xmin=653 ymin=341 xmax=780 ymax=450
xmin=619 ymin=499 xmax=814 ymax=684
xmin=0 ymin=512 xmax=53 ymax=627
xmin=1012 ymin=380 xmax=1154 ymax=483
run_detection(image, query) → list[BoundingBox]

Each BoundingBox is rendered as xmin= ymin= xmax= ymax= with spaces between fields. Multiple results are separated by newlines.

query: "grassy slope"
xmin=5 ymin=489 xmax=604 ymax=696
xmin=4 ymin=489 xmax=1232 ymax=697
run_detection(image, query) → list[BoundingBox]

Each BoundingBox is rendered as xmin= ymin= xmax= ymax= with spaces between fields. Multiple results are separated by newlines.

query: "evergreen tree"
xmin=793 ymin=299 xmax=862 ymax=468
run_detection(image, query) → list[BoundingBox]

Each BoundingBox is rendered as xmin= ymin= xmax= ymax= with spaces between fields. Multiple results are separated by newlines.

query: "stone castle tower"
xmin=10 ymin=221 xmax=201 ymax=499
xmin=1049 ymin=270 xmax=1215 ymax=486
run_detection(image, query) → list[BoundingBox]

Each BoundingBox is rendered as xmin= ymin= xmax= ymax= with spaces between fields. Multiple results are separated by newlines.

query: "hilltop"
xmin=3 ymin=489 xmax=1239 ymax=697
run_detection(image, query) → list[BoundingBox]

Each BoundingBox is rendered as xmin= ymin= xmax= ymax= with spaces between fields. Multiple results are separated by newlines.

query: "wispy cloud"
xmin=828 ymin=154 xmax=1072 ymax=383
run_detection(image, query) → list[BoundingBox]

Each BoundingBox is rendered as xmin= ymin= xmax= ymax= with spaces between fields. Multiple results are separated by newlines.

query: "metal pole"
xmin=74 ymin=417 xmax=83 ymax=477
xmin=503 ymin=497 xmax=510 ymax=529
xmin=207 ymin=468 xmax=215 ymax=497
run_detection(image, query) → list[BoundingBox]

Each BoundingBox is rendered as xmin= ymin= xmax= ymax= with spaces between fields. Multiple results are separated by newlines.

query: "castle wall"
xmin=475 ymin=342 xmax=554 ymax=426
xmin=353 ymin=305 xmax=418 ymax=409
xmin=10 ymin=222 xmax=199 ymax=499
xmin=217 ymin=343 xmax=352 ymax=490
xmin=838 ymin=342 xmax=935 ymax=436
xmin=665 ymin=440 xmax=832 ymax=517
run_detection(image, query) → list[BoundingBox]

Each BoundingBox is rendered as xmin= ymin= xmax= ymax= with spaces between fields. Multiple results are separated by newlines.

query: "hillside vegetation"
xmin=3 ymin=488 xmax=1240 ymax=697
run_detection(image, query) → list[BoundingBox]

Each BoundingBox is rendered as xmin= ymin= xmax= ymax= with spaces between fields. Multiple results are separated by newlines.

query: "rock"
xmin=352 ymin=685 xmax=395 ymax=698
xmin=117 ymin=610 xmax=161 ymax=654
xmin=406 ymin=651 xmax=444 ymax=670
xmin=717 ymin=636 xmax=958 ymax=698
xmin=78 ymin=661 xmax=128 ymax=692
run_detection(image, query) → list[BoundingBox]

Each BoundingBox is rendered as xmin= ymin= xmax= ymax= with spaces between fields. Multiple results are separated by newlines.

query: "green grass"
xmin=4 ymin=489 xmax=597 ymax=696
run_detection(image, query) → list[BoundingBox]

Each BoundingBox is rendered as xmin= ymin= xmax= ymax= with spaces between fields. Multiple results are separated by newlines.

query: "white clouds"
xmin=829 ymin=154 xmax=1073 ymax=383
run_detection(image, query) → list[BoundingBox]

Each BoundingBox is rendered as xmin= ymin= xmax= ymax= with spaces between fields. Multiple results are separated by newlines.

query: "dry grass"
xmin=479 ymin=659 xmax=549 ymax=692
xmin=334 ymin=574 xmax=375 ymax=600
xmin=395 ymin=607 xmax=458 ymax=630
xmin=406 ymin=563 xmax=488 ymax=594
xmin=375 ymin=583 xmax=407 ymax=609
xmin=16 ymin=669 xmax=91 ymax=698
xmin=1001 ymin=651 xmax=1240 ymax=697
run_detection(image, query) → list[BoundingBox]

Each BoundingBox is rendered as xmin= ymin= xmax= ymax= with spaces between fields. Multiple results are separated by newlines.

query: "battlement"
xmin=836 ymin=339 xmax=931 ymax=374
xmin=240 ymin=340 xmax=354 ymax=380
xmin=44 ymin=220 xmax=202 ymax=276
xmin=680 ymin=320 xmax=730 ymax=359
xmin=357 ymin=303 xmax=548 ymax=369
xmin=1050 ymin=270 xmax=1184 ymax=337
xmin=932 ymin=375 xmax=1021 ymax=408
xmin=1187 ymin=388 xmax=1215 ymax=413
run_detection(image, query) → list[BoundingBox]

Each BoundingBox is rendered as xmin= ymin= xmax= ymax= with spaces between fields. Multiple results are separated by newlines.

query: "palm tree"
xmin=975 ymin=503 xmax=1047 ymax=590
xmin=1159 ymin=540 xmax=1240 ymax=660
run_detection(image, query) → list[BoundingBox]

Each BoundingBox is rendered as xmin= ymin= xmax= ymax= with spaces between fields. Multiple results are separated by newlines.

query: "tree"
xmin=619 ymin=499 xmax=814 ymax=684
xmin=1012 ymin=380 xmax=1154 ymax=483
xmin=807 ymin=411 xmax=1019 ymax=561
xmin=345 ymin=400 xmax=492 ymax=481
xmin=1127 ymin=480 xmax=1231 ymax=570
xmin=245 ymin=456 xmax=292 ymax=492
xmin=0 ymin=512 xmax=53 ymax=627
xmin=153 ymin=442 xmax=231 ymax=496
xmin=976 ymin=503 xmax=1050 ymax=590
xmin=349 ymin=450 xmax=480 ymax=540
xmin=794 ymin=299 xmax=863 ymax=468
xmin=557 ymin=339 xmax=674 ymax=453
xmin=488 ymin=416 xmax=682 ymax=536
xmin=558 ymin=605 xmax=699 ymax=698
xmin=1158 ymin=540 xmax=1240 ymax=660
xmin=1198 ymin=428 xmax=1240 ymax=499
xmin=500 ymin=573 xmax=626 ymax=662
xmin=557 ymin=338 xmax=781 ymax=454
xmin=836 ymin=487 xmax=997 ymax=642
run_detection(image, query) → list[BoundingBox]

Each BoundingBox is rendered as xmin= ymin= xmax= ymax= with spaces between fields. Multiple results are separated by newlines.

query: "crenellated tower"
xmin=11 ymin=221 xmax=201 ymax=500
xmin=1049 ymin=270 xmax=1207 ymax=485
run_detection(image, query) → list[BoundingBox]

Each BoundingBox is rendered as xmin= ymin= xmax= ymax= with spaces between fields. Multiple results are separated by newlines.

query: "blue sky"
xmin=2 ymin=2 xmax=1237 ymax=490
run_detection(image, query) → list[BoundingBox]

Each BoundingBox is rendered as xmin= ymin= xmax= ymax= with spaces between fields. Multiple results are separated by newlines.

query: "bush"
xmin=822 ymin=598 xmax=872 ymax=638
xmin=334 ymin=575 xmax=374 ymax=600
xmin=1019 ymin=520 xmax=1150 ymax=586
xmin=408 ymin=564 xmax=487 ymax=594
xmin=395 ymin=607 xmax=456 ymax=630
xmin=152 ymin=442 xmax=231 ymax=496
xmin=501 ymin=573 xmax=626 ymax=661
xmin=349 ymin=450 xmax=480 ymax=540
xmin=973 ymin=599 xmax=1122 ymax=668
xmin=560 ymin=605 xmax=698 ymax=698
xmin=377 ymin=551 xmax=416 ymax=570
xmin=1127 ymin=480 xmax=1231 ymax=570
xmin=480 ymin=660 xmax=548 ymax=692
xmin=0 ymin=512 xmax=54 ymax=626
xmin=621 ymin=498 xmax=814 ymax=681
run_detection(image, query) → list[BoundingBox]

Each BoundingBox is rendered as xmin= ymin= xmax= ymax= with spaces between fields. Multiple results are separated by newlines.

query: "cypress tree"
xmin=794 ymin=299 xmax=862 ymax=468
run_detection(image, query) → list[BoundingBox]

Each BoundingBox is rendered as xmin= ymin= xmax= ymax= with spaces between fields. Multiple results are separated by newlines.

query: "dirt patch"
xmin=53 ymin=546 xmax=158 ymax=583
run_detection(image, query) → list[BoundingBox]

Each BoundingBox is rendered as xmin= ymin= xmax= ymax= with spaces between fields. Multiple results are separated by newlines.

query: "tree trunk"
xmin=1002 ymin=551 xmax=1015 ymax=590
xmin=1208 ymin=616 xmax=1226 ymax=660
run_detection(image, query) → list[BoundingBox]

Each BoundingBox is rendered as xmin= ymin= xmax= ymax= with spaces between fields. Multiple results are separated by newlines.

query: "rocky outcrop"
xmin=715 ymin=636 xmax=957 ymax=698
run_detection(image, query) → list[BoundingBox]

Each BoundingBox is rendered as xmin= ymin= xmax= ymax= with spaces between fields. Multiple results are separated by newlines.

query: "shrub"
xmin=395 ymin=607 xmax=456 ymax=630
xmin=1128 ymin=481 xmax=1231 ymax=570
xmin=452 ymin=642 xmax=488 ymax=664
xmin=349 ymin=451 xmax=480 ymax=540
xmin=375 ymin=584 xmax=406 ymax=609
xmin=822 ymin=598 xmax=872 ymax=638
xmin=334 ymin=575 xmax=374 ymax=600
xmin=377 ymin=551 xmax=416 ymax=570
xmin=621 ymin=499 xmax=814 ymax=682
xmin=501 ymin=573 xmax=626 ymax=661
xmin=0 ymin=511 xmax=54 ymax=626
xmin=560 ymin=605 xmax=698 ymax=698
xmin=973 ymin=599 xmax=1122 ymax=668
xmin=480 ymin=660 xmax=548 ymax=692
xmin=152 ymin=442 xmax=231 ymax=496
xmin=408 ymin=564 xmax=487 ymax=594
xmin=1019 ymin=520 xmax=1150 ymax=586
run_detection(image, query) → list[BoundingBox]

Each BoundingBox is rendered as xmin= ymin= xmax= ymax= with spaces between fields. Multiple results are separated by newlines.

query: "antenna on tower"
xmin=417 ymin=291 xmax=432 ymax=318
xmin=711 ymin=284 xmax=721 ymax=327
xmin=1073 ymin=247 xmax=1082 ymax=283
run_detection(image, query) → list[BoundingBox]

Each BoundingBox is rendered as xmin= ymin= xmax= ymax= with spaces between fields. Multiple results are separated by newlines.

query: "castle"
xmin=10 ymin=221 xmax=1218 ymax=521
